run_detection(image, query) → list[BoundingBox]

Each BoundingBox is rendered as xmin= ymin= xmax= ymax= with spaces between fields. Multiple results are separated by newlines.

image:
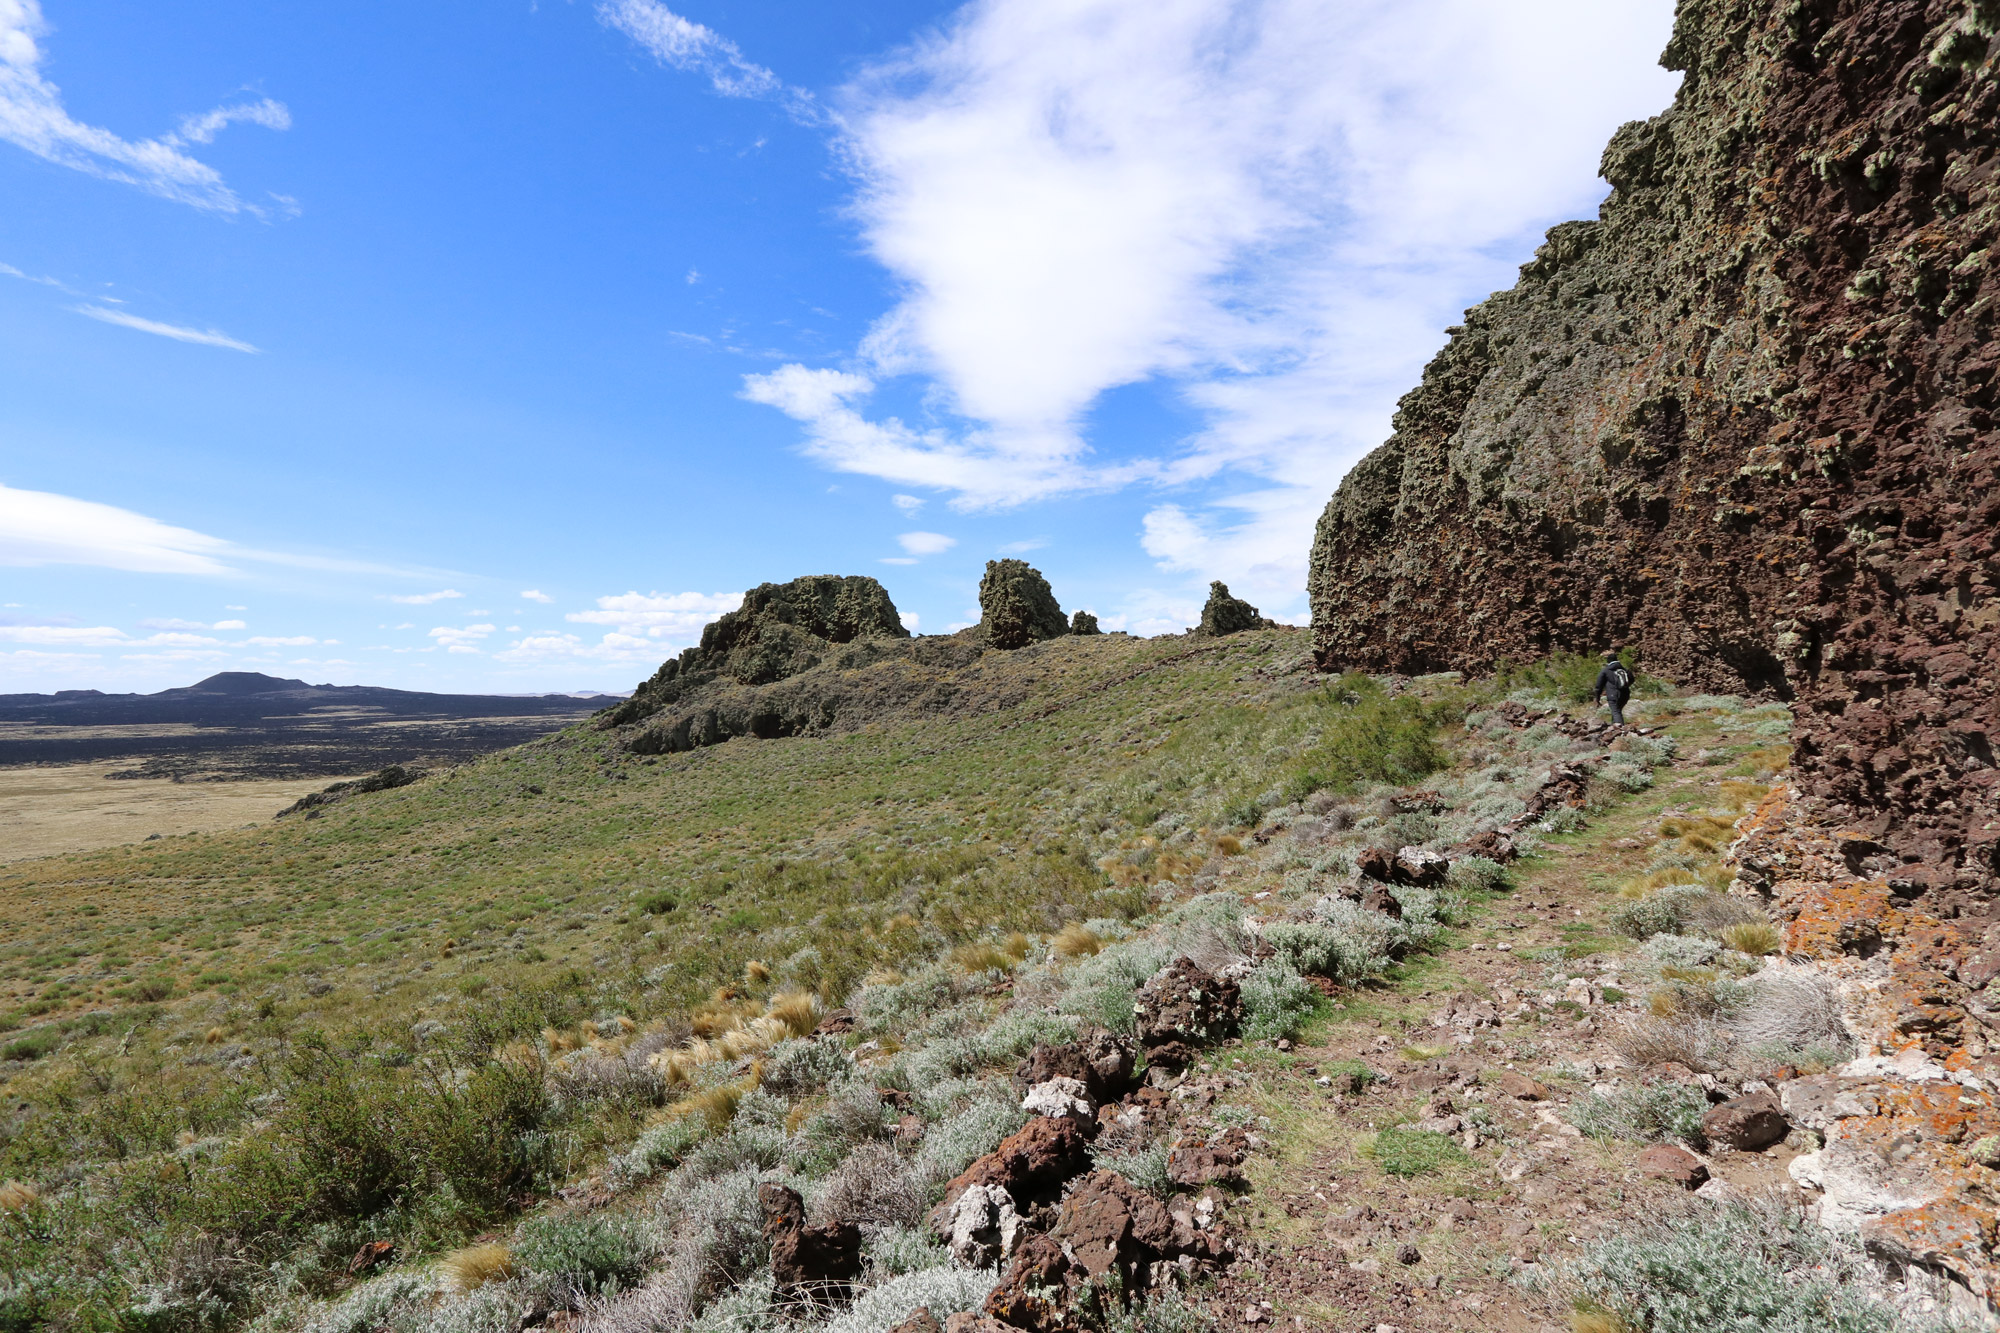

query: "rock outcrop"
xmin=1197 ymin=582 xmax=1270 ymax=636
xmin=979 ymin=560 xmax=1069 ymax=650
xmin=606 ymin=576 xmax=907 ymax=732
xmin=1308 ymin=0 xmax=1999 ymax=900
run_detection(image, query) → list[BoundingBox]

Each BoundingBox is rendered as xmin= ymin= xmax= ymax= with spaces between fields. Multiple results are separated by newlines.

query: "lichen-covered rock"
xmin=1167 ymin=1127 xmax=1251 ymax=1188
xmin=978 ymin=560 xmax=1069 ymax=650
xmin=944 ymin=1182 xmax=1024 ymax=1268
xmin=1133 ymin=958 xmax=1241 ymax=1070
xmin=1069 ymin=610 xmax=1101 ymax=635
xmin=1052 ymin=1169 xmax=1178 ymax=1283
xmin=1020 ymin=1077 xmax=1092 ymax=1122
xmin=982 ymin=1234 xmax=1075 ymax=1333
xmin=1197 ymin=582 xmax=1269 ymax=636
xmin=1307 ymin=0 xmax=2000 ymax=908
xmin=1701 ymin=1090 xmax=1789 ymax=1151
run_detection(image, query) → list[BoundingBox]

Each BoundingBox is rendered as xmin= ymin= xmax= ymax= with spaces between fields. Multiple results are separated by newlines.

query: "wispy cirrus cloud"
xmin=0 ymin=481 xmax=232 ymax=574
xmin=0 ymin=0 xmax=289 ymax=213
xmin=597 ymin=0 xmax=814 ymax=118
xmin=74 ymin=304 xmax=259 ymax=352
xmin=384 ymin=589 xmax=464 ymax=605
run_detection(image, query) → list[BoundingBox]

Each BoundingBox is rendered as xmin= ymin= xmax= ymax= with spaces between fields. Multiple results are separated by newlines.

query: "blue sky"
xmin=0 ymin=0 xmax=1680 ymax=695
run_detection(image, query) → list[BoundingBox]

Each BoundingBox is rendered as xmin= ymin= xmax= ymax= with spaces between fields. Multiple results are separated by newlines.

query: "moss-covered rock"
xmin=979 ymin=560 xmax=1069 ymax=650
xmin=1069 ymin=611 xmax=1101 ymax=636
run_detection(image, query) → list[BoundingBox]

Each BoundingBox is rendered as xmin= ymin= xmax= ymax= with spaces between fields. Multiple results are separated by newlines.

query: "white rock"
xmin=1021 ymin=1076 xmax=1092 ymax=1121
xmin=946 ymin=1183 xmax=1023 ymax=1267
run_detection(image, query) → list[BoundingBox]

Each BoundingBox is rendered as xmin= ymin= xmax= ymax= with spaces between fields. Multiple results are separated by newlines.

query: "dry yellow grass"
xmin=950 ymin=942 xmax=1016 ymax=974
xmin=1052 ymin=923 xmax=1103 ymax=959
xmin=1213 ymin=834 xmax=1244 ymax=855
xmin=0 ymin=1180 xmax=38 ymax=1212
xmin=744 ymin=959 xmax=773 ymax=985
xmin=0 ymin=760 xmax=353 ymax=863
xmin=669 ymin=1078 xmax=751 ymax=1131
xmin=439 ymin=1243 xmax=513 ymax=1294
xmin=766 ymin=992 xmax=821 ymax=1039
xmin=1000 ymin=931 xmax=1032 ymax=961
xmin=202 ymin=1027 xmax=225 ymax=1045
xmin=1571 ymin=1309 xmax=1632 ymax=1333
xmin=1720 ymin=920 xmax=1780 ymax=956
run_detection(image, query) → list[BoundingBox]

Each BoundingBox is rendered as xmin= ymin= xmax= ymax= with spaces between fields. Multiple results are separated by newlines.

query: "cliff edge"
xmin=1310 ymin=0 xmax=1998 ymax=905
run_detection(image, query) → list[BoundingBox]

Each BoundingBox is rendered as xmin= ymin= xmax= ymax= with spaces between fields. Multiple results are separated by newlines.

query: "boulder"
xmin=983 ymin=1234 xmax=1076 ymax=1333
xmin=1014 ymin=1029 xmax=1136 ymax=1103
xmin=1167 ymin=1127 xmax=1251 ymax=1188
xmin=1636 ymin=1143 xmax=1710 ymax=1190
xmin=945 ymin=1183 xmax=1024 ymax=1268
xmin=890 ymin=1310 xmax=945 ymax=1333
xmin=1393 ymin=846 xmax=1450 ymax=887
xmin=759 ymin=1182 xmax=862 ymax=1297
xmin=1134 ymin=958 xmax=1241 ymax=1069
xmin=939 ymin=1115 xmax=1093 ymax=1213
xmin=1053 ymin=1170 xmax=1178 ymax=1281
xmin=1701 ymin=1091 xmax=1789 ymax=1151
xmin=1197 ymin=582 xmax=1269 ymax=636
xmin=1070 ymin=611 xmax=1102 ymax=636
xmin=978 ymin=560 xmax=1069 ymax=650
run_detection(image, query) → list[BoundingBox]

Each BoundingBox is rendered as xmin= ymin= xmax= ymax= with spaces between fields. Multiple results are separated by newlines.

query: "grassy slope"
xmin=0 ymin=632 xmax=1320 ymax=1041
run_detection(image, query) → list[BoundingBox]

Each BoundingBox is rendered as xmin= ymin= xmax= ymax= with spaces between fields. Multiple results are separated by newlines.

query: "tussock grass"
xmin=0 ymin=1179 xmax=38 ymax=1212
xmin=439 ymin=1243 xmax=514 ymax=1294
xmin=1053 ymin=923 xmax=1103 ymax=959
xmin=1720 ymin=921 xmax=1780 ymax=956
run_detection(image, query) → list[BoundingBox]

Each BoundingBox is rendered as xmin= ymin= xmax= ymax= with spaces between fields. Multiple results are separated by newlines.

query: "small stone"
xmin=1395 ymin=1243 xmax=1422 ymax=1265
xmin=1968 ymin=1134 xmax=2000 ymax=1169
xmin=1242 ymin=1304 xmax=1266 ymax=1325
xmin=1636 ymin=1143 xmax=1709 ymax=1190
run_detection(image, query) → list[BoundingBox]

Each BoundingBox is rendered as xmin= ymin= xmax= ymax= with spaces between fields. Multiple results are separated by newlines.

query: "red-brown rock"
xmin=346 ymin=1240 xmax=395 ymax=1276
xmin=1492 ymin=1070 xmax=1551 ymax=1100
xmin=1701 ymin=1091 xmax=1789 ymax=1151
xmin=890 ymin=1310 xmax=944 ymax=1333
xmin=759 ymin=1182 xmax=862 ymax=1297
xmin=1134 ymin=958 xmax=1241 ymax=1068
xmin=1168 ymin=1127 xmax=1250 ymax=1188
xmin=940 ymin=1114 xmax=1092 ymax=1212
xmin=1636 ymin=1143 xmax=1710 ymax=1190
xmin=1053 ymin=1170 xmax=1179 ymax=1280
xmin=983 ymin=1234 xmax=1076 ymax=1333
xmin=1014 ymin=1028 xmax=1136 ymax=1103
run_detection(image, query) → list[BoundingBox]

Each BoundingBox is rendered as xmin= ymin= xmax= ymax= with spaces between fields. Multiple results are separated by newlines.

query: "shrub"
xmin=863 ymin=1224 xmax=953 ymax=1279
xmin=1239 ymin=961 xmax=1320 ymax=1041
xmin=1364 ymin=1126 xmax=1465 ymax=1177
xmin=1609 ymin=886 xmax=1712 ymax=940
xmin=303 ymin=1272 xmax=440 ymax=1333
xmin=950 ymin=942 xmax=1018 ymax=975
xmin=1448 ymin=856 xmax=1511 ymax=893
xmin=761 ymin=1037 xmax=851 ymax=1099
xmin=1719 ymin=922 xmax=1780 ymax=957
xmin=1611 ymin=1016 xmax=1735 ymax=1074
xmin=813 ymin=1143 xmax=925 ymax=1230
xmin=1285 ymin=674 xmax=1450 ymax=800
xmin=1092 ymin=1141 xmax=1173 ymax=1199
xmin=853 ymin=970 xmax=963 ymax=1034
xmin=1104 ymin=1291 xmax=1216 ymax=1333
xmin=515 ymin=1212 xmax=649 ymax=1296
xmin=1567 ymin=1197 xmax=1898 ymax=1333
xmin=1601 ymin=761 xmax=1655 ymax=793
xmin=1726 ymin=967 xmax=1850 ymax=1058
xmin=1565 ymin=1082 xmax=1709 ymax=1148
xmin=1305 ymin=896 xmax=1412 ymax=978
xmin=1 ymin=1029 xmax=58 ymax=1062
xmin=822 ymin=1265 xmax=997 ymax=1333
xmin=1053 ymin=923 xmax=1104 ymax=959
xmin=977 ymin=1008 xmax=1080 ymax=1065
xmin=912 ymin=1095 xmax=1024 ymax=1195
xmin=1642 ymin=934 xmax=1720 ymax=969
xmin=607 ymin=1116 xmax=706 ymax=1187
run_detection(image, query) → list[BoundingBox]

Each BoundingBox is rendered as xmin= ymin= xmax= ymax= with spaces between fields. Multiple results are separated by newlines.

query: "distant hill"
xmin=0 ymin=672 xmax=625 ymax=779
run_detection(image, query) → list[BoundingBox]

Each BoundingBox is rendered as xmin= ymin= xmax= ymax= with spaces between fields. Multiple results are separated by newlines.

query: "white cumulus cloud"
xmin=566 ymin=590 xmax=739 ymax=640
xmin=0 ymin=0 xmax=288 ymax=212
xmin=743 ymin=0 xmax=1678 ymax=603
xmin=897 ymin=531 xmax=956 ymax=556
xmin=428 ymin=624 xmax=496 ymax=650
xmin=519 ymin=589 xmax=554 ymax=603
xmin=385 ymin=589 xmax=464 ymax=605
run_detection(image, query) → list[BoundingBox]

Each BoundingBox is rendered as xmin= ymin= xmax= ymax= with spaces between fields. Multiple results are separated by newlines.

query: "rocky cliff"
xmin=1310 ymin=0 xmax=1999 ymax=904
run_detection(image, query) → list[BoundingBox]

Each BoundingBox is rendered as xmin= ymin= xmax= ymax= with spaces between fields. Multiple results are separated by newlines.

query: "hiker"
xmin=1593 ymin=650 xmax=1635 ymax=726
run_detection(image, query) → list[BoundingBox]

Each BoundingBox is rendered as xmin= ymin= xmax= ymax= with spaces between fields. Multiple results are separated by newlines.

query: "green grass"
xmin=1365 ymin=1125 xmax=1468 ymax=1177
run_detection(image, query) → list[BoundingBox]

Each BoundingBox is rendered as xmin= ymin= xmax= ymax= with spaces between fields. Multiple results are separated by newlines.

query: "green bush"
xmin=1447 ymin=856 xmax=1511 ymax=894
xmin=1569 ymin=1198 xmax=1898 ymax=1333
xmin=1238 ymin=961 xmax=1320 ymax=1041
xmin=1284 ymin=675 xmax=1449 ymax=800
xmin=1565 ymin=1082 xmax=1710 ymax=1148
xmin=1092 ymin=1141 xmax=1173 ymax=1199
xmin=1609 ymin=886 xmax=1713 ymax=940
xmin=1496 ymin=648 xmax=1648 ymax=704
xmin=1366 ymin=1126 xmax=1465 ymax=1177
xmin=1 ymin=1029 xmax=58 ymax=1062
xmin=515 ymin=1212 xmax=650 ymax=1295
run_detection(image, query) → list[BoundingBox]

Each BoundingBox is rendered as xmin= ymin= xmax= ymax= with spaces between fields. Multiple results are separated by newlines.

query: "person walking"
xmin=1593 ymin=650 xmax=1635 ymax=726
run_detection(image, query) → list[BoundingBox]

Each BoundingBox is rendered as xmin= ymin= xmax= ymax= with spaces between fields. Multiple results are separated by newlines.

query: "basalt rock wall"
xmin=1309 ymin=0 xmax=2000 ymax=902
